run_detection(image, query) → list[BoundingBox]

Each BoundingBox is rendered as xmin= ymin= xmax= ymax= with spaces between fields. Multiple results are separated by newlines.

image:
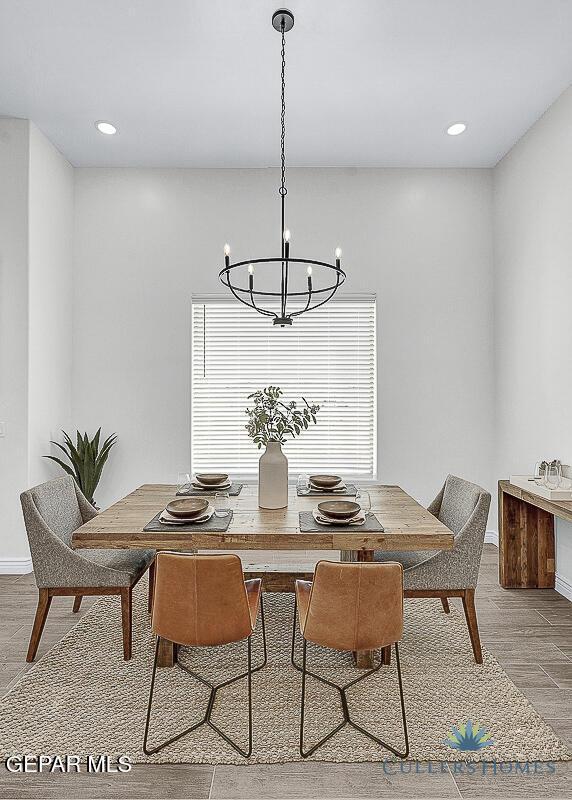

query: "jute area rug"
xmin=0 ymin=583 xmax=569 ymax=765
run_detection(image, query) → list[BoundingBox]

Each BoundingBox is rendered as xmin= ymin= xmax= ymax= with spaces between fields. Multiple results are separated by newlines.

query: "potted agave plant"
xmin=44 ymin=428 xmax=117 ymax=508
xmin=245 ymin=386 xmax=320 ymax=509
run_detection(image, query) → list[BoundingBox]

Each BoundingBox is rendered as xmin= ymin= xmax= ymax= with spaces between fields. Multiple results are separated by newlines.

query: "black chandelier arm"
xmin=249 ymin=285 xmax=277 ymax=318
xmin=300 ymin=282 xmax=312 ymax=314
xmin=221 ymin=272 xmax=277 ymax=318
xmin=289 ymin=279 xmax=341 ymax=317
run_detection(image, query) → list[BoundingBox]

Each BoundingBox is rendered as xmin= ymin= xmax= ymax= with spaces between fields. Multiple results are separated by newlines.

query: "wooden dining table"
xmin=72 ymin=483 xmax=454 ymax=667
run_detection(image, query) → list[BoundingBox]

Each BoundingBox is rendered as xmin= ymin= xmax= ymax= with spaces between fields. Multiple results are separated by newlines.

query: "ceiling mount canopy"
xmin=271 ymin=8 xmax=294 ymax=33
xmin=219 ymin=8 xmax=346 ymax=327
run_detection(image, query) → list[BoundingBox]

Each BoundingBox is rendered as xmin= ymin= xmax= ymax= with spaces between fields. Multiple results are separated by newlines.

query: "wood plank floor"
xmin=1 ymin=544 xmax=572 ymax=799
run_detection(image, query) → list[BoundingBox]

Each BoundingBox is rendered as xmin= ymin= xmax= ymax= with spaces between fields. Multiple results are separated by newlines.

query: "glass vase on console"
xmin=534 ymin=461 xmax=549 ymax=487
xmin=545 ymin=460 xmax=562 ymax=491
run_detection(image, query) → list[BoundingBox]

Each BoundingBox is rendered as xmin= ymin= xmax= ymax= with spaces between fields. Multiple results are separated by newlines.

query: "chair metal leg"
xmin=299 ymin=639 xmax=347 ymax=757
xmin=143 ymin=598 xmax=266 ymax=757
xmin=207 ymin=636 xmax=253 ymax=758
xmin=290 ymin=594 xmax=298 ymax=667
xmin=252 ymin=593 xmax=268 ymax=672
xmin=293 ymin=598 xmax=409 ymax=759
xmin=347 ymin=643 xmax=409 ymax=758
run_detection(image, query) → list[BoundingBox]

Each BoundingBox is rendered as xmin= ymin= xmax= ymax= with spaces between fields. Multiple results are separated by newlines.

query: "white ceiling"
xmin=1 ymin=0 xmax=572 ymax=168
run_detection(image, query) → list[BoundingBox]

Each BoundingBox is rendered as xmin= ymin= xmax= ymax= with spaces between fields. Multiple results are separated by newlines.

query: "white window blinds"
xmin=191 ymin=296 xmax=376 ymax=478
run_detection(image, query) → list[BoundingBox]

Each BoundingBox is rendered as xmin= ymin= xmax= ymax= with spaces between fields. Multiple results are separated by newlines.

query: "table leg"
xmin=157 ymin=637 xmax=178 ymax=668
xmin=341 ymin=548 xmax=378 ymax=669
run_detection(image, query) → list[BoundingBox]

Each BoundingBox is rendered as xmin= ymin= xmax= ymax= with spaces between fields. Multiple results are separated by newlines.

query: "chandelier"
xmin=219 ymin=8 xmax=346 ymax=327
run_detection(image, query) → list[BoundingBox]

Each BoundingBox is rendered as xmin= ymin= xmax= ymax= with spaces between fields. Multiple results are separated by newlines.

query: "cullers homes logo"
xmin=444 ymin=720 xmax=494 ymax=751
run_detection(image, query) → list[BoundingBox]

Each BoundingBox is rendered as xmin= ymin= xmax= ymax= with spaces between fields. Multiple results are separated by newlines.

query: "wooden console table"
xmin=498 ymin=479 xmax=572 ymax=588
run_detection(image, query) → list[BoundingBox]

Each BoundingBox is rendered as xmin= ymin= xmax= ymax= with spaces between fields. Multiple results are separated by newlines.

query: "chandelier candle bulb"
xmin=223 ymin=243 xmax=231 ymax=268
xmin=248 ymin=263 xmax=254 ymax=291
xmin=283 ymin=229 xmax=290 ymax=259
xmin=335 ymin=247 xmax=342 ymax=269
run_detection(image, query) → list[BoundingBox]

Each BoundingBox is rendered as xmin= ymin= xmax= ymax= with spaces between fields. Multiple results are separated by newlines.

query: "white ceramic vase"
xmin=258 ymin=440 xmax=288 ymax=509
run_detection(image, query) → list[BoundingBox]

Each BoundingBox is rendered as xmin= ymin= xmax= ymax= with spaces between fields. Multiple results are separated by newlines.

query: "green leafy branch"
xmin=245 ymin=386 xmax=320 ymax=448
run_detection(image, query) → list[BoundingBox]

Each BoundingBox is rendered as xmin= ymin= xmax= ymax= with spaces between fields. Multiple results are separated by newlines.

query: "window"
xmin=191 ymin=296 xmax=376 ymax=478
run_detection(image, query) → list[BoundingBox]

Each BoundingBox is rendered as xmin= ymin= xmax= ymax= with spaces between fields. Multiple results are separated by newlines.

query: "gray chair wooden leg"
xmin=27 ymin=589 xmax=52 ymax=662
xmin=121 ymin=587 xmax=133 ymax=660
xmin=462 ymin=588 xmax=482 ymax=664
xmin=73 ymin=595 xmax=82 ymax=613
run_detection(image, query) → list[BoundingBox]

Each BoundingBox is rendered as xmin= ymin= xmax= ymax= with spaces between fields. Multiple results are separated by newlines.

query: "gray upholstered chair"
xmin=374 ymin=475 xmax=491 ymax=663
xmin=20 ymin=476 xmax=155 ymax=662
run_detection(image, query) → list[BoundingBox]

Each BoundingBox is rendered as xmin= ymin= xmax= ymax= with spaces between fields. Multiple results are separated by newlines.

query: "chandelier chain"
xmin=279 ymin=21 xmax=287 ymax=197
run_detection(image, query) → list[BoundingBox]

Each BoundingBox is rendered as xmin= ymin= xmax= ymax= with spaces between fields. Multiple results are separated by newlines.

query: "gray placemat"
xmin=177 ymin=483 xmax=243 ymax=497
xmin=144 ymin=510 xmax=234 ymax=532
xmin=299 ymin=511 xmax=384 ymax=533
xmin=297 ymin=484 xmax=357 ymax=497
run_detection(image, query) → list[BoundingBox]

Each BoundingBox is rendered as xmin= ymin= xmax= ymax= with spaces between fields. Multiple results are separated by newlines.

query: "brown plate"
xmin=166 ymin=498 xmax=209 ymax=518
xmin=317 ymin=500 xmax=361 ymax=520
xmin=195 ymin=473 xmax=229 ymax=486
xmin=309 ymin=474 xmax=342 ymax=489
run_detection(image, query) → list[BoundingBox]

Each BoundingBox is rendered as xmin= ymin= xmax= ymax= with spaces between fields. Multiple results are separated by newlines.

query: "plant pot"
xmin=258 ymin=441 xmax=288 ymax=509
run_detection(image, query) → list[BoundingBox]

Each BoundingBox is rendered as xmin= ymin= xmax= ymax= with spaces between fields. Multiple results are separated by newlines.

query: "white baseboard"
xmin=0 ymin=557 xmax=33 ymax=574
xmin=484 ymin=530 xmax=499 ymax=546
xmin=555 ymin=573 xmax=572 ymax=602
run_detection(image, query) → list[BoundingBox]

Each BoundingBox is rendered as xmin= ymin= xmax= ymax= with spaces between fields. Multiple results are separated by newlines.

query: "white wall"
xmin=0 ymin=118 xmax=73 ymax=570
xmin=0 ymin=118 xmax=30 ymax=567
xmin=73 ymin=167 xmax=494 ymax=510
xmin=28 ymin=122 xmax=74 ymax=487
xmin=494 ymin=85 xmax=572 ymax=588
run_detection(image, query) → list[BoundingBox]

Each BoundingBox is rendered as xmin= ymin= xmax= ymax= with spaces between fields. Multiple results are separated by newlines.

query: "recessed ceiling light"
xmin=95 ymin=121 xmax=117 ymax=135
xmin=447 ymin=122 xmax=467 ymax=136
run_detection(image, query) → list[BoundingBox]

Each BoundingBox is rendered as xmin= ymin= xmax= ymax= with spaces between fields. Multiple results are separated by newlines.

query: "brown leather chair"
xmin=292 ymin=560 xmax=409 ymax=758
xmin=143 ymin=552 xmax=266 ymax=757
